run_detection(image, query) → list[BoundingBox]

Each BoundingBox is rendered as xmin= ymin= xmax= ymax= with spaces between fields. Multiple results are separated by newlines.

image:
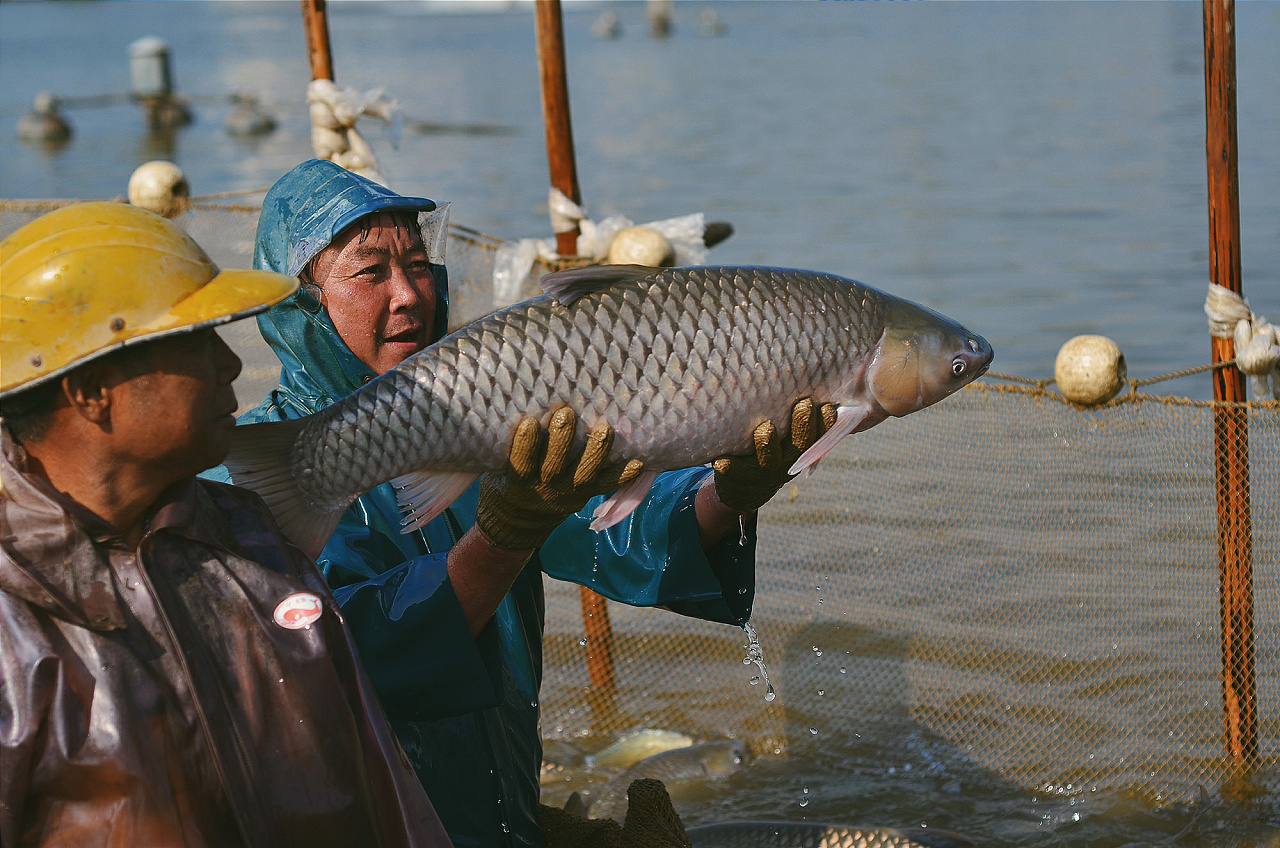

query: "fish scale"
xmin=226 ymin=265 xmax=991 ymax=557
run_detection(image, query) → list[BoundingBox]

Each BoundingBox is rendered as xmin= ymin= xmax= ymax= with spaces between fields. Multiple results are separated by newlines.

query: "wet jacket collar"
xmin=0 ymin=428 xmax=237 ymax=632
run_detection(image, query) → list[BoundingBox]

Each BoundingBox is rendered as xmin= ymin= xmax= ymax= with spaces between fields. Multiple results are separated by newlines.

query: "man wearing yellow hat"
xmin=0 ymin=202 xmax=451 ymax=847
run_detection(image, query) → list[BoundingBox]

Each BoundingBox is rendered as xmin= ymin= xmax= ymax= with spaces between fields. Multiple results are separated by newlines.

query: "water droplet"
xmin=742 ymin=621 xmax=775 ymax=702
xmin=817 ymin=688 xmax=825 ymax=696
xmin=809 ymin=727 xmax=818 ymax=735
xmin=839 ymin=666 xmax=847 ymax=674
xmin=749 ymin=675 xmax=761 ymax=686
xmin=278 ymin=678 xmax=284 ymax=684
xmin=799 ymin=786 xmax=810 ymax=807
xmin=579 ymin=637 xmax=588 ymax=646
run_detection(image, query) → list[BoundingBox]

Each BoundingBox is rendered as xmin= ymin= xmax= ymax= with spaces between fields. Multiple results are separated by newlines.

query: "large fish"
xmin=685 ymin=822 xmax=976 ymax=848
xmin=224 ymin=265 xmax=993 ymax=556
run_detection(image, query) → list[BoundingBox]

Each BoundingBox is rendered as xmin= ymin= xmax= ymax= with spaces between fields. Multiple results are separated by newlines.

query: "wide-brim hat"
xmin=1 ymin=201 xmax=298 ymax=397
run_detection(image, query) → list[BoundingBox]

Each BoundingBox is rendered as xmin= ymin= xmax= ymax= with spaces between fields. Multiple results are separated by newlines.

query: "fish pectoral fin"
xmin=588 ymin=469 xmax=661 ymax=531
xmin=393 ymin=470 xmax=481 ymax=532
xmin=540 ymin=264 xmax=655 ymax=306
xmin=787 ymin=404 xmax=868 ymax=476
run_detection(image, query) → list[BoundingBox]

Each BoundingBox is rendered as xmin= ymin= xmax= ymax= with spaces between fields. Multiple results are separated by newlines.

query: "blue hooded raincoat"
xmin=212 ymin=160 xmax=758 ymax=847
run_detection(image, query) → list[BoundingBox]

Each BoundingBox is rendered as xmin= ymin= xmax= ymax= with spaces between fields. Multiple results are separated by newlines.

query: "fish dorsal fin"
xmin=540 ymin=264 xmax=656 ymax=307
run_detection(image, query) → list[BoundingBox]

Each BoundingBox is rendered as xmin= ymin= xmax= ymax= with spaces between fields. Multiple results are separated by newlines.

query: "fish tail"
xmin=223 ymin=419 xmax=345 ymax=560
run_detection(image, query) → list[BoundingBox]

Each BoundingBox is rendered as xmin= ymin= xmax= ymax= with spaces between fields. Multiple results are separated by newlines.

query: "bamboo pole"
xmin=301 ymin=0 xmax=335 ymax=81
xmin=534 ymin=0 xmax=584 ymax=259
xmin=1203 ymin=0 xmax=1256 ymax=774
xmin=533 ymin=0 xmax=617 ymax=696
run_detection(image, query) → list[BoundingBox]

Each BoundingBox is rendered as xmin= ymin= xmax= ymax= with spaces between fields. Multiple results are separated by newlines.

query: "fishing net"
xmin=4 ymin=201 xmax=1277 ymax=807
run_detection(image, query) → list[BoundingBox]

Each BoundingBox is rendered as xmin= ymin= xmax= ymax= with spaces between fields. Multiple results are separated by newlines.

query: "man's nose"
xmin=213 ymin=332 xmax=243 ymax=383
xmin=387 ymin=263 xmax=432 ymax=311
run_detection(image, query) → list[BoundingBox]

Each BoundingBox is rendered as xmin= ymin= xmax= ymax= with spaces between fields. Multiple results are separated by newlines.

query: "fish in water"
xmin=586 ymin=739 xmax=752 ymax=821
xmin=685 ymin=822 xmax=976 ymax=848
xmin=223 ymin=265 xmax=993 ymax=557
xmin=585 ymin=729 xmax=695 ymax=771
xmin=540 ymin=738 xmax=588 ymax=785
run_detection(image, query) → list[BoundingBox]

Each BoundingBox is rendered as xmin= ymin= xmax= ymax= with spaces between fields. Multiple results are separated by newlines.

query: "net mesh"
xmin=5 ymin=202 xmax=1277 ymax=806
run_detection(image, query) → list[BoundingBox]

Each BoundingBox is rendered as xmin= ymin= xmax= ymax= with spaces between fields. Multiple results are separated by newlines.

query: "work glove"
xmin=712 ymin=397 xmax=838 ymax=514
xmin=476 ymin=407 xmax=645 ymax=550
xmin=539 ymin=779 xmax=691 ymax=848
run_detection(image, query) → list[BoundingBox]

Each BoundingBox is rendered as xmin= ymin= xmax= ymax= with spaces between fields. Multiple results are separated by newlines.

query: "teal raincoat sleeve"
xmin=538 ymin=467 xmax=757 ymax=626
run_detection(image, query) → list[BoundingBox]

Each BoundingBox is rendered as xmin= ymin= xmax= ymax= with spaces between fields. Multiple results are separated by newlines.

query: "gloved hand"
xmin=712 ymin=397 xmax=837 ymax=514
xmin=476 ymin=407 xmax=645 ymax=550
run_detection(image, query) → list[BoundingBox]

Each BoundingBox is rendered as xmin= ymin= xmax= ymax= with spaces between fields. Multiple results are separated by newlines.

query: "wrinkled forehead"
xmin=307 ymin=210 xmax=427 ymax=274
xmin=337 ymin=210 xmax=426 ymax=250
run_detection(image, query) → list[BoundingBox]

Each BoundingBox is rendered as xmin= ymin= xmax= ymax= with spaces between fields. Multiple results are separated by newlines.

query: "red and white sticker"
xmin=273 ymin=592 xmax=324 ymax=630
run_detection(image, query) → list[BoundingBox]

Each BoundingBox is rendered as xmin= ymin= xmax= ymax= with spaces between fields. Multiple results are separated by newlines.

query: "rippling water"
xmin=3 ymin=3 xmax=1280 ymax=845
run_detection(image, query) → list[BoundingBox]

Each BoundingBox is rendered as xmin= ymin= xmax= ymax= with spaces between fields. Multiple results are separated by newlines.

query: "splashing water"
xmin=742 ymin=620 xmax=776 ymax=702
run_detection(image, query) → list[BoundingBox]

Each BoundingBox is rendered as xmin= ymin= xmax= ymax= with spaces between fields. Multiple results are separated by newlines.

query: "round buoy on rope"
xmin=607 ymin=226 xmax=675 ymax=267
xmin=16 ymin=91 xmax=73 ymax=145
xmin=128 ymin=161 xmax=190 ymax=219
xmin=1055 ymin=335 xmax=1127 ymax=405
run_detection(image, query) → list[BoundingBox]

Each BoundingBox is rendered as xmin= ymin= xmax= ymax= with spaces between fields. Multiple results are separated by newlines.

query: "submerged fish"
xmin=685 ymin=822 xmax=976 ymax=848
xmin=540 ymin=738 xmax=588 ymax=784
xmin=224 ymin=265 xmax=993 ymax=556
xmin=585 ymin=729 xmax=695 ymax=771
xmin=586 ymin=739 xmax=752 ymax=821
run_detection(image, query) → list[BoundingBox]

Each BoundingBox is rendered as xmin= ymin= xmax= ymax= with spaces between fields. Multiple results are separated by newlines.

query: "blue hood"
xmin=252 ymin=159 xmax=450 ymax=406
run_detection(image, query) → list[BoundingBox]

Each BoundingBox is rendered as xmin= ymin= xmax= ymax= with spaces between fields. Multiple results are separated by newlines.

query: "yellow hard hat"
xmin=1 ymin=201 xmax=298 ymax=397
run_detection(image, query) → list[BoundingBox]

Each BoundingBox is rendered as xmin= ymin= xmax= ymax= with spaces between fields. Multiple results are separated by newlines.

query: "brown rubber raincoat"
xmin=0 ymin=428 xmax=452 ymax=848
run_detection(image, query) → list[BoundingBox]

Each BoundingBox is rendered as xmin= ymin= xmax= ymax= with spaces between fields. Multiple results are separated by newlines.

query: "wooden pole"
xmin=533 ymin=0 xmax=616 ymax=696
xmin=301 ymin=0 xmax=335 ymax=81
xmin=534 ymin=0 xmax=583 ymax=258
xmin=1203 ymin=0 xmax=1256 ymax=773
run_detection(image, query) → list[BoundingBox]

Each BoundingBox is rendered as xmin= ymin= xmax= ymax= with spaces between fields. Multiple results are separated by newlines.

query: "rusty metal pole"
xmin=534 ymin=0 xmax=617 ymax=695
xmin=1203 ymin=0 xmax=1256 ymax=774
xmin=301 ymin=0 xmax=335 ymax=81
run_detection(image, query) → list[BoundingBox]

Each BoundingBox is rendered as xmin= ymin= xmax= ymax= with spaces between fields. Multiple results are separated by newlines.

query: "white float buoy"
xmin=16 ymin=91 xmax=72 ymax=145
xmin=607 ymin=226 xmax=676 ymax=267
xmin=1054 ymin=335 xmax=1127 ymax=405
xmin=128 ymin=160 xmax=190 ymax=219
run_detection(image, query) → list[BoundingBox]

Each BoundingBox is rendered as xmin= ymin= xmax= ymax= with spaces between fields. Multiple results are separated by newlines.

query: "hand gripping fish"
xmin=224 ymin=265 xmax=993 ymax=557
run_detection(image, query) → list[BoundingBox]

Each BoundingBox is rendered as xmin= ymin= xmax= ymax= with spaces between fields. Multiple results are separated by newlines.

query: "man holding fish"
xmin=211 ymin=159 xmax=859 ymax=847
xmin=0 ymin=202 xmax=452 ymax=847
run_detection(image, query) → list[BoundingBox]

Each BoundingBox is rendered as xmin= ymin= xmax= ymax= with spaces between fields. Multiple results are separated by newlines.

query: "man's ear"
xmin=61 ymin=364 xmax=113 ymax=427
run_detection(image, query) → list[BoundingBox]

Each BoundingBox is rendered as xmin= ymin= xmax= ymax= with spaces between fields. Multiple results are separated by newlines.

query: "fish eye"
xmin=951 ymin=358 xmax=967 ymax=376
xmin=967 ymin=338 xmax=980 ymax=352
